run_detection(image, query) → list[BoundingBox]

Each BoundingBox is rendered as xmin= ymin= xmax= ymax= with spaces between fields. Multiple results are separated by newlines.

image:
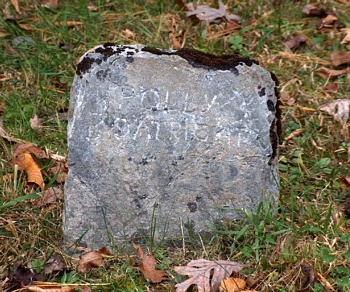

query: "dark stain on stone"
xmin=76 ymin=43 xmax=139 ymax=77
xmin=133 ymin=198 xmax=141 ymax=209
xmin=258 ymin=86 xmax=266 ymax=97
xmin=141 ymin=46 xmax=258 ymax=72
xmin=187 ymin=202 xmax=197 ymax=212
xmin=267 ymin=100 xmax=275 ymax=111
xmin=140 ymin=157 xmax=148 ymax=165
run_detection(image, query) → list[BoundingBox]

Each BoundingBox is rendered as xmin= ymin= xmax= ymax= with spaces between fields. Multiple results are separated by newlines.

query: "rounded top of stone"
xmin=75 ymin=43 xmax=261 ymax=77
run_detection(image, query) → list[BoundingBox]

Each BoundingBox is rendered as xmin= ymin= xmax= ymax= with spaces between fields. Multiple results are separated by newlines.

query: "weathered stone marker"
xmin=64 ymin=44 xmax=281 ymax=249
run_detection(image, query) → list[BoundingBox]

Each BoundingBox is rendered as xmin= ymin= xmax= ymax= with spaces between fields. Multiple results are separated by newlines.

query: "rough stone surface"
xmin=64 ymin=44 xmax=281 ymax=249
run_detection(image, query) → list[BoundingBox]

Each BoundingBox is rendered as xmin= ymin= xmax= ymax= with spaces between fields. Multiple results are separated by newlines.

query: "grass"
xmin=0 ymin=0 xmax=349 ymax=291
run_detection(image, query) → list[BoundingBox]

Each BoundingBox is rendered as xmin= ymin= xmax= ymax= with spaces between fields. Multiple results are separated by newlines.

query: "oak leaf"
xmin=175 ymin=259 xmax=243 ymax=292
xmin=133 ymin=243 xmax=167 ymax=283
xmin=318 ymin=99 xmax=350 ymax=124
xmin=186 ymin=1 xmax=240 ymax=23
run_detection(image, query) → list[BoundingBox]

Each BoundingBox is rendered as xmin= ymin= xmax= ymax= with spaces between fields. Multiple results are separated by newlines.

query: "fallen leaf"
xmin=284 ymin=128 xmax=304 ymax=141
xmin=0 ymin=32 xmax=11 ymax=37
xmin=316 ymin=66 xmax=349 ymax=79
xmin=77 ymin=247 xmax=110 ymax=273
xmin=302 ymin=3 xmax=326 ymax=16
xmin=10 ymin=263 xmax=38 ymax=287
xmin=14 ymin=143 xmax=48 ymax=159
xmin=220 ymin=277 xmax=246 ymax=291
xmin=186 ymin=0 xmax=240 ymax=24
xmin=133 ymin=243 xmax=167 ymax=283
xmin=284 ymin=33 xmax=307 ymax=49
xmin=10 ymin=0 xmax=22 ymax=14
xmin=36 ymin=187 xmax=63 ymax=207
xmin=48 ymin=162 xmax=68 ymax=183
xmin=175 ymin=259 xmax=243 ymax=292
xmin=120 ymin=28 xmax=136 ymax=40
xmin=13 ymin=143 xmax=47 ymax=190
xmin=324 ymin=83 xmax=339 ymax=92
xmin=30 ymin=114 xmax=42 ymax=129
xmin=87 ymin=4 xmax=98 ymax=12
xmin=318 ymin=99 xmax=350 ymax=124
xmin=340 ymin=28 xmax=350 ymax=44
xmin=41 ymin=0 xmax=58 ymax=9
xmin=280 ymin=91 xmax=295 ymax=106
xmin=24 ymin=284 xmax=76 ymax=291
xmin=170 ymin=32 xmax=181 ymax=49
xmin=300 ymin=262 xmax=314 ymax=290
xmin=329 ymin=51 xmax=350 ymax=66
xmin=54 ymin=21 xmax=83 ymax=27
xmin=317 ymin=14 xmax=344 ymax=30
xmin=43 ymin=253 xmax=65 ymax=274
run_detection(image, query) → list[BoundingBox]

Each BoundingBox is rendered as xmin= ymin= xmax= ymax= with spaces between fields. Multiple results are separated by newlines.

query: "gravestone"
xmin=63 ymin=43 xmax=281 ymax=249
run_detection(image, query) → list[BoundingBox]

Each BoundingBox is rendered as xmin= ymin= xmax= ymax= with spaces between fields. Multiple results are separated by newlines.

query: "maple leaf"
xmin=186 ymin=1 xmax=240 ymax=23
xmin=133 ymin=243 xmax=167 ymax=283
xmin=175 ymin=259 xmax=243 ymax=292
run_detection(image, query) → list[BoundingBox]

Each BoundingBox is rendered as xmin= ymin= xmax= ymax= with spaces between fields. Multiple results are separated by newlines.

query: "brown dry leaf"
xmin=301 ymin=3 xmax=326 ymax=16
xmin=30 ymin=114 xmax=42 ymax=129
xmin=54 ymin=21 xmax=83 ymax=27
xmin=120 ymin=28 xmax=136 ymax=40
xmin=316 ymin=66 xmax=349 ymax=79
xmin=13 ymin=143 xmax=47 ymax=189
xmin=48 ymin=162 xmax=68 ymax=183
xmin=43 ymin=253 xmax=65 ymax=274
xmin=300 ymin=263 xmax=314 ymax=290
xmin=280 ymin=91 xmax=295 ymax=106
xmin=329 ymin=51 xmax=350 ymax=66
xmin=41 ymin=0 xmax=58 ymax=9
xmin=10 ymin=0 xmax=22 ymax=14
xmin=87 ymin=4 xmax=98 ymax=12
xmin=324 ymin=83 xmax=339 ymax=92
xmin=220 ymin=277 xmax=246 ymax=292
xmin=18 ymin=23 xmax=34 ymax=30
xmin=10 ymin=263 xmax=38 ymax=286
xmin=186 ymin=0 xmax=240 ymax=23
xmin=284 ymin=33 xmax=307 ymax=49
xmin=36 ymin=187 xmax=63 ymax=207
xmin=175 ymin=259 xmax=243 ymax=292
xmin=341 ymin=28 xmax=350 ymax=44
xmin=14 ymin=143 xmax=48 ymax=159
xmin=133 ymin=243 xmax=167 ymax=283
xmin=0 ymin=32 xmax=11 ymax=37
xmin=170 ymin=32 xmax=181 ymax=49
xmin=24 ymin=284 xmax=76 ymax=291
xmin=318 ymin=99 xmax=350 ymax=124
xmin=284 ymin=128 xmax=304 ymax=141
xmin=77 ymin=247 xmax=110 ymax=273
xmin=14 ymin=153 xmax=44 ymax=189
xmin=317 ymin=14 xmax=343 ymax=30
